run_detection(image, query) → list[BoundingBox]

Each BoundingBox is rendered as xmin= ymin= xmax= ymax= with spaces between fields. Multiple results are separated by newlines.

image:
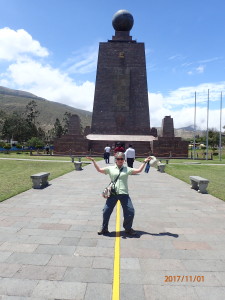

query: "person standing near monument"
xmin=104 ymin=144 xmax=111 ymax=164
xmin=86 ymin=152 xmax=152 ymax=235
xmin=114 ymin=142 xmax=125 ymax=154
xmin=125 ymin=144 xmax=135 ymax=168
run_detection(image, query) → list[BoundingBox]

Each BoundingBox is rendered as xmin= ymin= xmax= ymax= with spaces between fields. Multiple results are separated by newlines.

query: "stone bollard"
xmin=74 ymin=161 xmax=83 ymax=171
xmin=157 ymin=163 xmax=166 ymax=173
xmin=71 ymin=156 xmax=75 ymax=163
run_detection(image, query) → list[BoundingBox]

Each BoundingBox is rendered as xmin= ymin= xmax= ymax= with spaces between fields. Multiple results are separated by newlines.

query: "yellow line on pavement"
xmin=112 ymin=200 xmax=120 ymax=300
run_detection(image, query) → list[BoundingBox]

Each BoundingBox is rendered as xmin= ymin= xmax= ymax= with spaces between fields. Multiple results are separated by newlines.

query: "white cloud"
xmin=149 ymin=83 xmax=225 ymax=130
xmin=62 ymin=45 xmax=98 ymax=75
xmin=157 ymin=82 xmax=225 ymax=106
xmin=1 ymin=58 xmax=95 ymax=111
xmin=198 ymin=57 xmax=222 ymax=64
xmin=181 ymin=56 xmax=224 ymax=76
xmin=187 ymin=65 xmax=205 ymax=75
xmin=0 ymin=27 xmax=49 ymax=61
xmin=168 ymin=54 xmax=186 ymax=61
xmin=196 ymin=65 xmax=204 ymax=73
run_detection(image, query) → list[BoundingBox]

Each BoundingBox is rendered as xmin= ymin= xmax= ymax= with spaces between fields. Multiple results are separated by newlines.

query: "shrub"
xmin=0 ymin=141 xmax=6 ymax=148
xmin=27 ymin=137 xmax=44 ymax=149
xmin=3 ymin=143 xmax=11 ymax=150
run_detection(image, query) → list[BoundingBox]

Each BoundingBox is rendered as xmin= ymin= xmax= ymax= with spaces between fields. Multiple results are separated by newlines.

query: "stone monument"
xmin=152 ymin=116 xmax=189 ymax=157
xmin=53 ymin=115 xmax=89 ymax=155
xmin=162 ymin=116 xmax=175 ymax=137
xmin=87 ymin=9 xmax=156 ymax=156
xmin=53 ymin=11 xmax=188 ymax=158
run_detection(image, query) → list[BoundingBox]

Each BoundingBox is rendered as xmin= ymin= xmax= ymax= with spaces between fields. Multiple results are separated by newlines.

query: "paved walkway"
xmin=0 ymin=158 xmax=225 ymax=300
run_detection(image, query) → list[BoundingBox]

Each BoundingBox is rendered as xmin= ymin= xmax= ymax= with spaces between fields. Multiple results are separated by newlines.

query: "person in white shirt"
xmin=125 ymin=144 xmax=135 ymax=168
xmin=104 ymin=144 xmax=111 ymax=164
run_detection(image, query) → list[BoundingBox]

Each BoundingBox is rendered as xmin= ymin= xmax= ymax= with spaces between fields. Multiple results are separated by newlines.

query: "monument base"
xmin=152 ymin=137 xmax=189 ymax=158
xmin=86 ymin=134 xmax=156 ymax=157
xmin=53 ymin=134 xmax=89 ymax=156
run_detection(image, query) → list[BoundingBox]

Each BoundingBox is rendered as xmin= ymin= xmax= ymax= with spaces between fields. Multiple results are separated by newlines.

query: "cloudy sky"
xmin=0 ymin=0 xmax=225 ymax=130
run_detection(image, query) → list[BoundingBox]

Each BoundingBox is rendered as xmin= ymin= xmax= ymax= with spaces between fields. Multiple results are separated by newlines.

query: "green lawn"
xmin=0 ymin=152 xmax=77 ymax=161
xmin=165 ymin=164 xmax=225 ymax=201
xmin=0 ymin=154 xmax=101 ymax=202
xmin=136 ymin=157 xmax=225 ymax=202
xmin=0 ymin=159 xmax=75 ymax=202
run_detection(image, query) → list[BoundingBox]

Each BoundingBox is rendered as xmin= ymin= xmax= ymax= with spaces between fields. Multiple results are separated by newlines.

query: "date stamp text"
xmin=164 ymin=275 xmax=204 ymax=283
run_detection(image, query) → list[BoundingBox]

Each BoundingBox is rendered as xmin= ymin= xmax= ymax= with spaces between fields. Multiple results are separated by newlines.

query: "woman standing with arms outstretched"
xmin=86 ymin=152 xmax=151 ymax=235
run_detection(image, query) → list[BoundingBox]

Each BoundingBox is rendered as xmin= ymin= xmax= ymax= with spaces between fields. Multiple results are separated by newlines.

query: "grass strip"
xmin=136 ymin=157 xmax=225 ymax=201
xmin=165 ymin=164 xmax=225 ymax=201
xmin=0 ymin=153 xmax=89 ymax=161
xmin=0 ymin=160 xmax=75 ymax=202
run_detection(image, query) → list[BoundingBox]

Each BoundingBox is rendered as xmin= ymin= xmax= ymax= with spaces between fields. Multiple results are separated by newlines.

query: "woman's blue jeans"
xmin=102 ymin=194 xmax=135 ymax=231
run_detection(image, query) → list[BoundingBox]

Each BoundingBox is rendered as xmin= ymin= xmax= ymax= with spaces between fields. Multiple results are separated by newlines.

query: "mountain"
xmin=0 ymin=86 xmax=92 ymax=131
xmin=177 ymin=125 xmax=195 ymax=131
xmin=0 ymin=86 xmax=205 ymax=139
xmin=175 ymin=125 xmax=204 ymax=139
xmin=155 ymin=125 xmax=204 ymax=140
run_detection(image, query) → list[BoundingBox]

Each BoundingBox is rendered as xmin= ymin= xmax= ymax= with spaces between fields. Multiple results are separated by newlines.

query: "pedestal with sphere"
xmin=89 ymin=10 xmax=155 ymax=155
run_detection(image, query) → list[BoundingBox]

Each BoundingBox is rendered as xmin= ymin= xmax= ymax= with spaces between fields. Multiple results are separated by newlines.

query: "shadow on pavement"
xmin=107 ymin=230 xmax=179 ymax=239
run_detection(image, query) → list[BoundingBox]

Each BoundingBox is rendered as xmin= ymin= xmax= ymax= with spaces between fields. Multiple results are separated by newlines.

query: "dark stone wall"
xmin=54 ymin=115 xmax=89 ymax=155
xmin=91 ymin=41 xmax=150 ymax=135
xmin=152 ymin=137 xmax=189 ymax=157
xmin=54 ymin=136 xmax=89 ymax=155
xmin=89 ymin=140 xmax=151 ymax=157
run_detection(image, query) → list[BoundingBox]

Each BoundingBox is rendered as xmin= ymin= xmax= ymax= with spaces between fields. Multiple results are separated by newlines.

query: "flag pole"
xmin=193 ymin=91 xmax=197 ymax=160
xmin=219 ymin=92 xmax=223 ymax=161
xmin=206 ymin=89 xmax=209 ymax=160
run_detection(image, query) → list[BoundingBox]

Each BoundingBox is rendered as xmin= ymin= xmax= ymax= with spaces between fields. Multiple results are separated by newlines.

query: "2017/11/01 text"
xmin=164 ymin=275 xmax=204 ymax=282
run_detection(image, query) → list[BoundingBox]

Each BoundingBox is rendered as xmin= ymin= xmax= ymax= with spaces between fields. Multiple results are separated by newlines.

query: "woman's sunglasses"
xmin=116 ymin=158 xmax=124 ymax=161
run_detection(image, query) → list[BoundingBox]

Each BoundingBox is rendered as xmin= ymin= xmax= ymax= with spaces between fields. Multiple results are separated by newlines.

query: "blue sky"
xmin=0 ymin=0 xmax=225 ymax=130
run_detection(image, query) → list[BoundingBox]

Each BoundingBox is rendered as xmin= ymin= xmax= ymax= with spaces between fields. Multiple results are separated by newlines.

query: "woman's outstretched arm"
xmin=132 ymin=156 xmax=152 ymax=175
xmin=86 ymin=157 xmax=106 ymax=174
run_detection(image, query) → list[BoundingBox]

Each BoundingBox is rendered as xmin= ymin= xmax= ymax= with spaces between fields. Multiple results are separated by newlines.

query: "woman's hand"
xmin=86 ymin=156 xmax=94 ymax=161
xmin=144 ymin=156 xmax=152 ymax=163
xmin=132 ymin=156 xmax=152 ymax=174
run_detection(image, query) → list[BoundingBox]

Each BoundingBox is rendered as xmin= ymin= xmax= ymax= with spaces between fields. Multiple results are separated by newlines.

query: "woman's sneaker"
xmin=98 ymin=227 xmax=109 ymax=235
xmin=125 ymin=228 xmax=137 ymax=235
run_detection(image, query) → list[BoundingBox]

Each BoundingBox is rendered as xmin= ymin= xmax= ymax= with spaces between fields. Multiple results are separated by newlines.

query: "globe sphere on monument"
xmin=112 ymin=9 xmax=134 ymax=31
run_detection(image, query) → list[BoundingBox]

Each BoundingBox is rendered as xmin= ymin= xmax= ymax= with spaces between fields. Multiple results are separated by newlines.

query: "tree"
xmin=1 ymin=113 xmax=21 ymax=142
xmin=1 ymin=112 xmax=38 ymax=143
xmin=25 ymin=100 xmax=40 ymax=124
xmin=53 ymin=118 xmax=64 ymax=138
xmin=0 ymin=110 xmax=7 ymax=135
xmin=62 ymin=112 xmax=72 ymax=134
xmin=0 ymin=141 xmax=5 ymax=148
xmin=208 ymin=129 xmax=219 ymax=148
xmin=27 ymin=137 xmax=44 ymax=149
xmin=37 ymin=127 xmax=45 ymax=140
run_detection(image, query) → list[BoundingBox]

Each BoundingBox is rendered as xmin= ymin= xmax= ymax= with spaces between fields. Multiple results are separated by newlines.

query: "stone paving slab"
xmin=0 ymin=158 xmax=225 ymax=299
